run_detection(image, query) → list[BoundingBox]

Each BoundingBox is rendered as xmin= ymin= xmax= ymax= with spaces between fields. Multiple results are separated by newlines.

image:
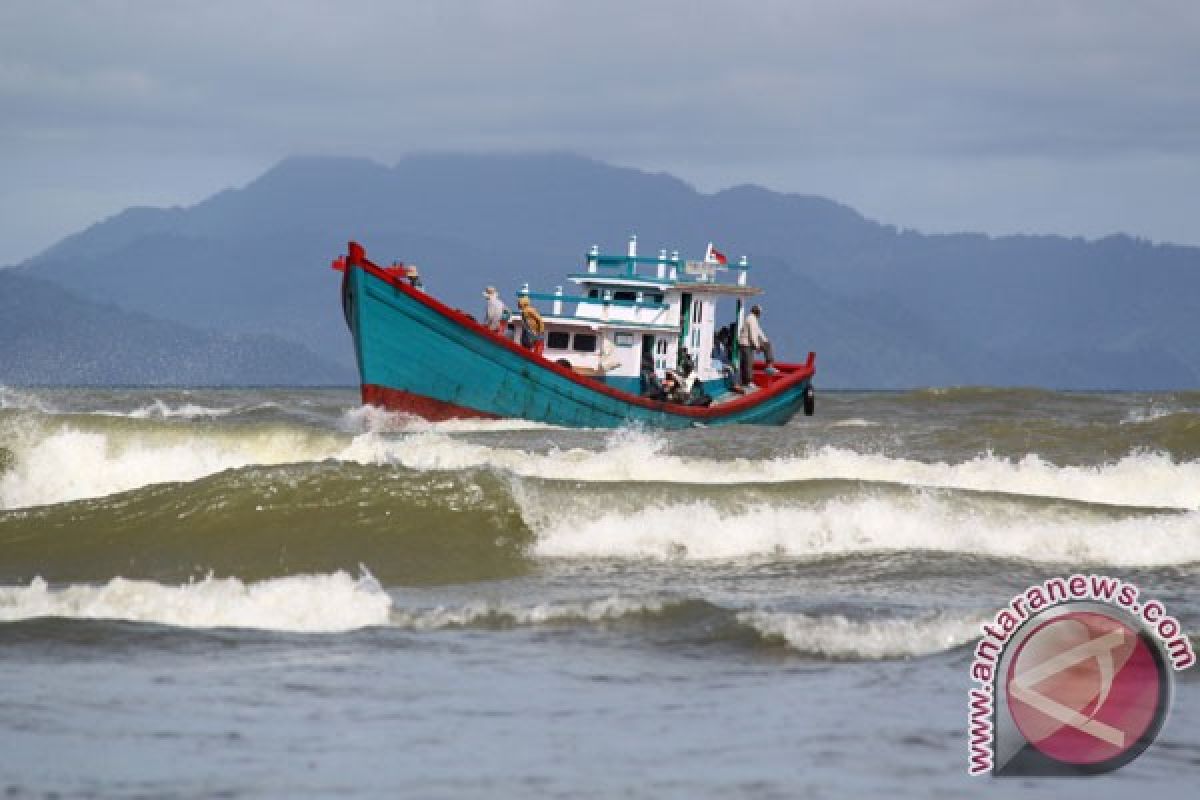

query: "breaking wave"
xmin=0 ymin=576 xmax=984 ymax=661
xmin=3 ymin=403 xmax=1199 ymax=512
xmin=524 ymin=491 xmax=1200 ymax=567
xmin=387 ymin=594 xmax=675 ymax=630
xmin=738 ymin=610 xmax=984 ymax=660
xmin=0 ymin=570 xmax=391 ymax=633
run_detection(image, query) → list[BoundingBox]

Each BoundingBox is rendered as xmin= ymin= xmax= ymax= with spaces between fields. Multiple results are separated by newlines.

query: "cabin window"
xmin=573 ymin=333 xmax=597 ymax=352
xmin=587 ymin=289 xmax=599 ymax=299
xmin=693 ymin=302 xmax=703 ymax=323
xmin=614 ymin=333 xmax=634 ymax=347
xmin=651 ymin=294 xmax=664 ymax=304
xmin=613 ymin=290 xmax=636 ymax=302
xmin=655 ymin=338 xmax=667 ymax=355
xmin=547 ymin=331 xmax=570 ymax=350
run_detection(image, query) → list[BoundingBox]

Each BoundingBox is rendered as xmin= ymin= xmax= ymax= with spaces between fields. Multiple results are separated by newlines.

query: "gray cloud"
xmin=2 ymin=0 xmax=1199 ymax=263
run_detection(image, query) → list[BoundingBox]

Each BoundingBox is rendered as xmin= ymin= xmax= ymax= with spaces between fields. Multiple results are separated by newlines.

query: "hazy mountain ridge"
xmin=15 ymin=152 xmax=1200 ymax=388
xmin=0 ymin=271 xmax=353 ymax=386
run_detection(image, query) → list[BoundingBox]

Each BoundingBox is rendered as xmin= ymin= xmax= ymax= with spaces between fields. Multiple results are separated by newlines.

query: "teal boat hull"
xmin=341 ymin=243 xmax=815 ymax=429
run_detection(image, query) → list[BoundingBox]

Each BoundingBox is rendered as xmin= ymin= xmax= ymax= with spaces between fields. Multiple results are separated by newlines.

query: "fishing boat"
xmin=333 ymin=237 xmax=815 ymax=428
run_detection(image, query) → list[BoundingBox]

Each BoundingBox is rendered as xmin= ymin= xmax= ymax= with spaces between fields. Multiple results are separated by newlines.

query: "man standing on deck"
xmin=483 ymin=287 xmax=508 ymax=334
xmin=517 ymin=296 xmax=545 ymax=354
xmin=738 ymin=304 xmax=778 ymax=387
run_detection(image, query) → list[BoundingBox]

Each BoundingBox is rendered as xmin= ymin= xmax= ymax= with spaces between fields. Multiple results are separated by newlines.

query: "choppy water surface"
xmin=1 ymin=386 xmax=1198 ymax=798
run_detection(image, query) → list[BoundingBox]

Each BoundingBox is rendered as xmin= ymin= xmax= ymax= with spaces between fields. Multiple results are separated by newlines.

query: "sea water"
xmin=1 ymin=387 xmax=1197 ymax=797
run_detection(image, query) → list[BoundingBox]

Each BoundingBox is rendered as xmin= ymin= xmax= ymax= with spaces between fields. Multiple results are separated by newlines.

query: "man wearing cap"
xmin=483 ymin=287 xmax=508 ymax=334
xmin=737 ymin=304 xmax=778 ymax=386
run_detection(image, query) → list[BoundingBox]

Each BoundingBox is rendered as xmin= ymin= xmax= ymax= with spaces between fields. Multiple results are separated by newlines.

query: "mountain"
xmin=0 ymin=271 xmax=353 ymax=386
xmin=16 ymin=152 xmax=1200 ymax=388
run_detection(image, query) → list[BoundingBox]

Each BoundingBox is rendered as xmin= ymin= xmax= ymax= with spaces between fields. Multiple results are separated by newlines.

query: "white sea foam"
xmin=349 ymin=432 xmax=1200 ymax=511
xmin=829 ymin=418 xmax=880 ymax=428
xmin=0 ymin=574 xmax=981 ymax=660
xmin=1121 ymin=406 xmax=1193 ymax=425
xmin=389 ymin=594 xmax=668 ymax=630
xmin=123 ymin=400 xmax=238 ymax=419
xmin=4 ymin=412 xmax=1199 ymax=512
xmin=0 ymin=422 xmax=346 ymax=509
xmin=0 ymin=387 xmax=51 ymax=413
xmin=0 ymin=571 xmax=391 ymax=633
xmin=740 ymin=610 xmax=983 ymax=659
xmin=527 ymin=494 xmax=1200 ymax=567
xmin=340 ymin=404 xmax=558 ymax=434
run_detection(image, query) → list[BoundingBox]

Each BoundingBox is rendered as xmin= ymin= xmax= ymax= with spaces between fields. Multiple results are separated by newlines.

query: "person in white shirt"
xmin=737 ymin=304 xmax=777 ymax=387
xmin=483 ymin=287 xmax=508 ymax=334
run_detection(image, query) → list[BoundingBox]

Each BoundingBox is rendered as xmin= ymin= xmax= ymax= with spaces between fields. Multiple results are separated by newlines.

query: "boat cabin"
xmin=510 ymin=236 xmax=761 ymax=399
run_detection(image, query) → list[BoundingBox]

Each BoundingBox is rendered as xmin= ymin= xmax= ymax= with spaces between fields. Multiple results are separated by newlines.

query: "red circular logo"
xmin=1006 ymin=610 xmax=1166 ymax=767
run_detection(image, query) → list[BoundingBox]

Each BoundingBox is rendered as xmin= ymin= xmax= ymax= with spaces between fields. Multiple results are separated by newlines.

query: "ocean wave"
xmin=0 ymin=570 xmax=391 ymax=633
xmin=339 ymin=404 xmax=560 ymax=434
xmin=1122 ymin=406 xmax=1181 ymax=425
xmin=8 ymin=465 xmax=1195 ymax=582
xmin=3 ymin=407 xmax=1199 ymax=512
xmin=0 ymin=417 xmax=347 ymax=510
xmin=0 ymin=387 xmax=52 ymax=413
xmin=738 ymin=610 xmax=983 ymax=659
xmin=101 ymin=399 xmax=242 ymax=420
xmin=0 ymin=463 xmax=530 ymax=587
xmin=526 ymin=493 xmax=1200 ymax=567
xmin=0 ymin=574 xmax=984 ymax=661
xmin=391 ymin=597 xmax=986 ymax=660
xmin=388 ymin=594 xmax=673 ymax=630
xmin=345 ymin=431 xmax=1199 ymax=509
xmin=902 ymin=386 xmax=1078 ymax=404
xmin=354 ymin=433 xmax=1200 ymax=511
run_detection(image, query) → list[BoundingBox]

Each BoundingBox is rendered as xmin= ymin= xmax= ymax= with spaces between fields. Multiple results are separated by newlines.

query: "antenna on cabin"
xmin=628 ymin=234 xmax=637 ymax=258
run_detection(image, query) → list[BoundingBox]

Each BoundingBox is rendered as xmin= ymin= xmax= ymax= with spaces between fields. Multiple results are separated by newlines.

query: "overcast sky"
xmin=2 ymin=0 xmax=1198 ymax=265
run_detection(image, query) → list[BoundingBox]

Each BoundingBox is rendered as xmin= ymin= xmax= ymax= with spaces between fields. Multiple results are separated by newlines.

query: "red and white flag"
xmin=705 ymin=242 xmax=728 ymax=265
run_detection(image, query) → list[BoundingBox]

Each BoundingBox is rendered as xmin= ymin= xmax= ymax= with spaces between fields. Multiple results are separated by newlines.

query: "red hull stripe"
xmin=361 ymin=384 xmax=500 ymax=421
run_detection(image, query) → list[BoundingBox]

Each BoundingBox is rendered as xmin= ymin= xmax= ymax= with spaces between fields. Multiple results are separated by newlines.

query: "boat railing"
xmin=584 ymin=249 xmax=751 ymax=288
xmin=587 ymin=253 xmax=752 ymax=274
xmin=522 ymin=290 xmax=669 ymax=311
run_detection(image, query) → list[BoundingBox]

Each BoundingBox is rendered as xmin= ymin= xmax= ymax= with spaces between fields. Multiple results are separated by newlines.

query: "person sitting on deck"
xmin=655 ymin=370 xmax=689 ymax=404
xmin=483 ymin=287 xmax=508 ymax=334
xmin=738 ymin=304 xmax=778 ymax=386
xmin=517 ymin=296 xmax=545 ymax=354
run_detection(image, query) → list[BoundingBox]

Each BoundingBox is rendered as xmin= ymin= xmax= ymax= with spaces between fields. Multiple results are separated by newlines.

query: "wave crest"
xmin=739 ymin=610 xmax=983 ymax=659
xmin=0 ymin=570 xmax=391 ymax=633
xmin=527 ymin=493 xmax=1200 ymax=567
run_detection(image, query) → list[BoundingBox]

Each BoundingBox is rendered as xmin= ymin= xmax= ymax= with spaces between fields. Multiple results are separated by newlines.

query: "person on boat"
xmin=405 ymin=264 xmax=423 ymax=290
xmin=713 ymin=324 xmax=733 ymax=366
xmin=517 ymin=296 xmax=546 ymax=354
xmin=738 ymin=304 xmax=778 ymax=386
xmin=639 ymin=351 xmax=661 ymax=397
xmin=656 ymin=370 xmax=689 ymax=404
xmin=483 ymin=287 xmax=508 ymax=334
